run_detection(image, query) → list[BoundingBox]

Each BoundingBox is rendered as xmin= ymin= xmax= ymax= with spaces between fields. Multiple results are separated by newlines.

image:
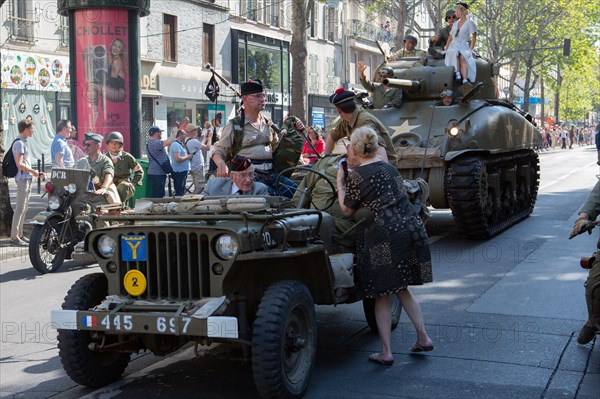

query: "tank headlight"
xmin=48 ymin=195 xmax=62 ymax=210
xmin=98 ymin=235 xmax=117 ymax=258
xmin=214 ymin=234 xmax=239 ymax=260
xmin=66 ymin=183 xmax=77 ymax=194
xmin=447 ymin=120 xmax=461 ymax=137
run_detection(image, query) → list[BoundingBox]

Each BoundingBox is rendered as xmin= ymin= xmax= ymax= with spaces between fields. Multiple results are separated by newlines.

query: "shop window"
xmin=163 ymin=14 xmax=177 ymax=62
xmin=203 ymin=24 xmax=215 ymax=67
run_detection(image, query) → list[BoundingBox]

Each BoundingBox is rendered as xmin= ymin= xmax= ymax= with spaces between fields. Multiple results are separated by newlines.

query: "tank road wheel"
xmin=252 ymin=280 xmax=317 ymax=399
xmin=447 ymin=151 xmax=540 ymax=239
xmin=363 ymin=295 xmax=403 ymax=334
xmin=57 ymin=273 xmax=130 ymax=387
xmin=29 ymin=218 xmax=73 ymax=274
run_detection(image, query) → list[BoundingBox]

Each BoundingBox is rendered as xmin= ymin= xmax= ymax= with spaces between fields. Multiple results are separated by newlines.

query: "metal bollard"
xmin=37 ymin=159 xmax=41 ymax=194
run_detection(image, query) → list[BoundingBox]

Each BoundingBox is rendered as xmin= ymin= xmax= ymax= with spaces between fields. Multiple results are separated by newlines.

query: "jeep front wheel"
xmin=57 ymin=273 xmax=130 ymax=387
xmin=252 ymin=280 xmax=317 ymax=399
xmin=363 ymin=295 xmax=403 ymax=333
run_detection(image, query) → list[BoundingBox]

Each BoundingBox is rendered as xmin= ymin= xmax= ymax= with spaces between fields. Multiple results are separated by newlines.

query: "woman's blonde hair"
xmin=350 ymin=126 xmax=379 ymax=158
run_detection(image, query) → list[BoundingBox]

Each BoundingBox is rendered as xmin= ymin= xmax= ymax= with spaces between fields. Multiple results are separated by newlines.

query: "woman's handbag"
xmin=147 ymin=143 xmax=173 ymax=175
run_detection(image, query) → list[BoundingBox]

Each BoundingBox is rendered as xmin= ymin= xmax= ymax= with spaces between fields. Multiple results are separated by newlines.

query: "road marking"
xmin=539 ymin=161 xmax=597 ymax=191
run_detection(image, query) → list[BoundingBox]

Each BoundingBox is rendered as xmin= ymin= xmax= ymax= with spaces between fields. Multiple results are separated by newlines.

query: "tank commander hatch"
xmin=357 ymin=61 xmax=403 ymax=109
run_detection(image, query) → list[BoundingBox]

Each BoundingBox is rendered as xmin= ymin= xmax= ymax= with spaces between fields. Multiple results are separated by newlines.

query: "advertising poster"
xmin=1 ymin=51 xmax=70 ymax=92
xmin=74 ymin=8 xmax=130 ymax=151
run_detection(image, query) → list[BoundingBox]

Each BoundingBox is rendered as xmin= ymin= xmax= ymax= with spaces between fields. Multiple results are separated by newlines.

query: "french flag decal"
xmin=82 ymin=315 xmax=96 ymax=327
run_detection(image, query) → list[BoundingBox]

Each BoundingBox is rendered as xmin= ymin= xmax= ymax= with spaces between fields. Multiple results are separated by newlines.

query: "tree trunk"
xmin=0 ymin=107 xmax=14 ymax=237
xmin=290 ymin=0 xmax=311 ymax=122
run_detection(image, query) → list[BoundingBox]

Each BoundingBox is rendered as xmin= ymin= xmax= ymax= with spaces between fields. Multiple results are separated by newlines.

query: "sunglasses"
xmin=448 ymin=15 xmax=457 ymax=20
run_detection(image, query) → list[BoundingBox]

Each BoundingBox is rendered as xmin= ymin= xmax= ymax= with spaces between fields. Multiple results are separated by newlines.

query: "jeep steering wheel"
xmin=275 ymin=166 xmax=337 ymax=211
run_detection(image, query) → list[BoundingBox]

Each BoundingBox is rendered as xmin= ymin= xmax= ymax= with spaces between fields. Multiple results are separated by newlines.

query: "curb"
xmin=0 ymin=239 xmax=30 ymax=263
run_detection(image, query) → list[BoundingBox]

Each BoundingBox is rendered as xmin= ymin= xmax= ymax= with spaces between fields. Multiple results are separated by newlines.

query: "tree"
xmin=290 ymin=0 xmax=314 ymax=121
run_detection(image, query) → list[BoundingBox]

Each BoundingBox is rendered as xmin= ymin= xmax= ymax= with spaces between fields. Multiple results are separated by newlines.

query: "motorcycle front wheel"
xmin=29 ymin=218 xmax=73 ymax=274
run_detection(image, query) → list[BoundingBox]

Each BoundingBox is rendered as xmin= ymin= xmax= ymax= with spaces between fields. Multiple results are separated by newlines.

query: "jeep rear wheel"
xmin=363 ymin=295 xmax=403 ymax=333
xmin=252 ymin=280 xmax=317 ymax=399
xmin=57 ymin=273 xmax=130 ymax=387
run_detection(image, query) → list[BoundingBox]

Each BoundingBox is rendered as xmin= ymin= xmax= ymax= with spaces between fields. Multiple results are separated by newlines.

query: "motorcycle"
xmin=29 ymin=168 xmax=121 ymax=274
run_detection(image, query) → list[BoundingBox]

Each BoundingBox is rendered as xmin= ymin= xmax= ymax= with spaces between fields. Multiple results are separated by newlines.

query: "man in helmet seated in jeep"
xmin=203 ymin=155 xmax=270 ymax=196
xmin=105 ymin=131 xmax=144 ymax=203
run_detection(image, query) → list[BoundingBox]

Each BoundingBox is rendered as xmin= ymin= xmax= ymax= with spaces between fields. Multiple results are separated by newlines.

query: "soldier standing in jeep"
xmin=211 ymin=79 xmax=297 ymax=197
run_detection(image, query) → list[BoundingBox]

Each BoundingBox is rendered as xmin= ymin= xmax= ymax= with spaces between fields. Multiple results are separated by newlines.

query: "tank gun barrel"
xmin=382 ymin=78 xmax=421 ymax=91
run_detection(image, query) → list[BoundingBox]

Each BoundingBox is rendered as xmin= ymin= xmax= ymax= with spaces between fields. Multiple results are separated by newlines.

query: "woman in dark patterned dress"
xmin=337 ymin=126 xmax=434 ymax=365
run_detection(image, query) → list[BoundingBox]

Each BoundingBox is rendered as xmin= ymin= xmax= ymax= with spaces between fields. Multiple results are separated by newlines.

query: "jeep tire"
xmin=252 ymin=280 xmax=317 ymax=399
xmin=363 ymin=295 xmax=403 ymax=333
xmin=57 ymin=273 xmax=130 ymax=387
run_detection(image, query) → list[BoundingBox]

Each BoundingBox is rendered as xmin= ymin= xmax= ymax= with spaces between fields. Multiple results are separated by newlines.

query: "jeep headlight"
xmin=215 ymin=234 xmax=239 ymax=260
xmin=48 ymin=195 xmax=62 ymax=210
xmin=98 ymin=235 xmax=116 ymax=258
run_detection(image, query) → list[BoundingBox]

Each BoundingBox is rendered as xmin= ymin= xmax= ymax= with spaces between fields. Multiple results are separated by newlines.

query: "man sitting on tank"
xmin=357 ymin=62 xmax=403 ymax=109
xmin=389 ymin=34 xmax=426 ymax=64
xmin=428 ymin=9 xmax=456 ymax=59
xmin=202 ymin=155 xmax=270 ymax=196
xmin=324 ymin=88 xmax=397 ymax=165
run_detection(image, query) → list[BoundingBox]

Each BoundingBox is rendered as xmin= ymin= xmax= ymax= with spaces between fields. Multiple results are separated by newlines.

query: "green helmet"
xmin=106 ymin=131 xmax=124 ymax=144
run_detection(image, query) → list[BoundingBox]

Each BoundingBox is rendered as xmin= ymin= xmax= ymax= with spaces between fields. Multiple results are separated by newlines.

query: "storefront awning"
xmin=142 ymin=88 xmax=162 ymax=97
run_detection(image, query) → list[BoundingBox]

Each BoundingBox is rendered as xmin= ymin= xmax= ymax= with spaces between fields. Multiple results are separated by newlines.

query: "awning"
xmin=141 ymin=88 xmax=162 ymax=97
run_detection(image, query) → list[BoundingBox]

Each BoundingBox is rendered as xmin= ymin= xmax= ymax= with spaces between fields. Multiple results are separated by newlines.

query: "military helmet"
xmin=403 ymin=34 xmax=418 ymax=44
xmin=440 ymin=89 xmax=454 ymax=98
xmin=106 ymin=131 xmax=124 ymax=144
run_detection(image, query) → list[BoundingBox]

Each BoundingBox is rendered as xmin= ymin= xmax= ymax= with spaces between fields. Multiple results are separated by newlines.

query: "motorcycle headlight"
xmin=98 ymin=235 xmax=117 ymax=258
xmin=67 ymin=183 xmax=77 ymax=194
xmin=48 ymin=195 xmax=62 ymax=210
xmin=214 ymin=234 xmax=239 ymax=260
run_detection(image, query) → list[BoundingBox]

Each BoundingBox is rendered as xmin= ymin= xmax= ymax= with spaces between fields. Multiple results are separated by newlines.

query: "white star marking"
xmin=389 ymin=120 xmax=422 ymax=140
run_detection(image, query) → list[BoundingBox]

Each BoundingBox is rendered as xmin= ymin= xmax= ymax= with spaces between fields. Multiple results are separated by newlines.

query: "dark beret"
xmin=228 ymin=155 xmax=252 ymax=172
xmin=456 ymin=2 xmax=469 ymax=9
xmin=241 ymin=79 xmax=264 ymax=96
xmin=329 ymin=88 xmax=356 ymax=106
xmin=404 ymin=34 xmax=418 ymax=44
xmin=84 ymin=132 xmax=103 ymax=143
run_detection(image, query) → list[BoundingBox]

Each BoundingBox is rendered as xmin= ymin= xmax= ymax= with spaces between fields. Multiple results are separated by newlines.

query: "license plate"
xmin=121 ymin=234 xmax=146 ymax=261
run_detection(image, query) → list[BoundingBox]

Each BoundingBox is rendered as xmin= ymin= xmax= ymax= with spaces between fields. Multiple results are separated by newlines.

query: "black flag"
xmin=205 ymin=74 xmax=220 ymax=103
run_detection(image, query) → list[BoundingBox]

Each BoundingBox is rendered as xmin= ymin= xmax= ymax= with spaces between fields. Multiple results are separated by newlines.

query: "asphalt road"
xmin=1 ymin=146 xmax=599 ymax=398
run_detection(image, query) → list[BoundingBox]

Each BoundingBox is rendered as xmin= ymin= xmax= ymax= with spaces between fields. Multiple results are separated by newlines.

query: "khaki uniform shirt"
xmin=109 ymin=151 xmax=143 ymax=186
xmin=213 ymin=114 xmax=275 ymax=161
xmin=393 ymin=48 xmax=425 ymax=58
xmin=581 ymin=180 xmax=600 ymax=220
xmin=359 ymin=77 xmax=403 ymax=109
xmin=329 ymin=109 xmax=397 ymax=164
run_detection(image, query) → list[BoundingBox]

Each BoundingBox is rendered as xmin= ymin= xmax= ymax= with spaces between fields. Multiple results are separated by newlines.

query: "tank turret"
xmin=367 ymin=55 xmax=541 ymax=239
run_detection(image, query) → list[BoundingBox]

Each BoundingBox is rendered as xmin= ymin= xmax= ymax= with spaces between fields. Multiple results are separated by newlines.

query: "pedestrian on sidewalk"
xmin=51 ymin=119 xmax=75 ymax=168
xmin=169 ymin=129 xmax=192 ymax=196
xmin=11 ymin=119 xmax=45 ymax=246
xmin=147 ymin=126 xmax=177 ymax=198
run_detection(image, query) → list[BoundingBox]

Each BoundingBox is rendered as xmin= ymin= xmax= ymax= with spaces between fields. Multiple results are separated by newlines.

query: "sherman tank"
xmin=368 ymin=55 xmax=541 ymax=238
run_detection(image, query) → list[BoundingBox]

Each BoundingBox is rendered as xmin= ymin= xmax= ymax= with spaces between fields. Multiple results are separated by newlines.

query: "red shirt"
xmin=302 ymin=138 xmax=325 ymax=157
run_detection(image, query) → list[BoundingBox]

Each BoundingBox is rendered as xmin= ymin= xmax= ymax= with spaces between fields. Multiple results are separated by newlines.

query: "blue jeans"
xmin=171 ymin=171 xmax=188 ymax=196
xmin=148 ymin=174 xmax=166 ymax=198
xmin=256 ymin=169 xmax=297 ymax=198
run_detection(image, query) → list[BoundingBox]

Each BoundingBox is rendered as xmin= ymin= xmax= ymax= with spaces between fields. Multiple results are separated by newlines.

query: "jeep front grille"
xmin=119 ymin=231 xmax=211 ymax=301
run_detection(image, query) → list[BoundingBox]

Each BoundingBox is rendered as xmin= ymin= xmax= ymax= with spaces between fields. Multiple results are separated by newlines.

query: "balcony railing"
xmin=347 ymin=19 xmax=395 ymax=43
xmin=8 ymin=15 xmax=36 ymax=42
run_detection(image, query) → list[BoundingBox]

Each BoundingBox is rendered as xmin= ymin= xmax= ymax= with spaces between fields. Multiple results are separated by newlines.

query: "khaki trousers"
xmin=584 ymin=255 xmax=600 ymax=329
xmin=11 ymin=179 xmax=32 ymax=238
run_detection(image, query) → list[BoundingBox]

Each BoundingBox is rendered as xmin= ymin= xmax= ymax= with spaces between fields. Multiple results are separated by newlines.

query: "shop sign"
xmin=141 ymin=74 xmax=158 ymax=90
xmin=160 ymin=76 xmax=208 ymax=100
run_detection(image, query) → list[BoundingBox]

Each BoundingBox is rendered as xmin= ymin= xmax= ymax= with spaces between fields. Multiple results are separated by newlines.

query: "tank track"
xmin=446 ymin=150 xmax=540 ymax=239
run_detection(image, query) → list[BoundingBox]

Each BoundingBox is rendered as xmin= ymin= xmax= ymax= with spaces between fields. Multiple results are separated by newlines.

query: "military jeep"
xmin=51 ymin=187 xmax=402 ymax=398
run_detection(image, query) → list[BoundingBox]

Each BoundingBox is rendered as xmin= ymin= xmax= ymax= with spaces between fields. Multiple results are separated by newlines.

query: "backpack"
xmin=2 ymin=138 xmax=21 ymax=178
xmin=273 ymin=116 xmax=305 ymax=176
